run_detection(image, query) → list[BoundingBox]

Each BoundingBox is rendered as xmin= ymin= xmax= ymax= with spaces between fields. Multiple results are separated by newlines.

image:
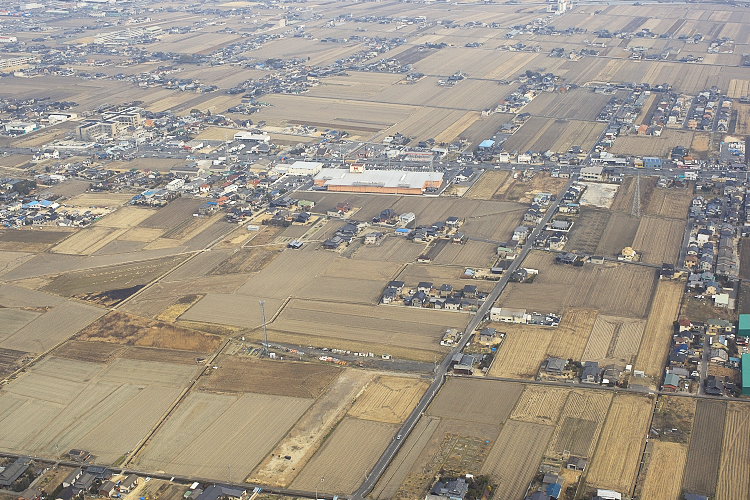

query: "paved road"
xmin=352 ymin=177 xmax=576 ymax=499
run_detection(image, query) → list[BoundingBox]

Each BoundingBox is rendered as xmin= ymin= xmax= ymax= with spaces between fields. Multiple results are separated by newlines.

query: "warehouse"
xmin=739 ymin=314 xmax=750 ymax=338
xmin=313 ymin=167 xmax=443 ymax=195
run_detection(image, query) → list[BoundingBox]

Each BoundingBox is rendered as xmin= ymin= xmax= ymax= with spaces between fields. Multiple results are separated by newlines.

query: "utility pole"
xmin=259 ymin=300 xmax=268 ymax=356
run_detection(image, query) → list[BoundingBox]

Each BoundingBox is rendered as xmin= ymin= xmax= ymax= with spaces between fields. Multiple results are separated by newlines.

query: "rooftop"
xmin=314 ymin=168 xmax=443 ymax=189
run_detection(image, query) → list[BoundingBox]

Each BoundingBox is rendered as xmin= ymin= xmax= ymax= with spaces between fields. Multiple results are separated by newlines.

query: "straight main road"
xmin=352 ymin=176 xmax=576 ymax=499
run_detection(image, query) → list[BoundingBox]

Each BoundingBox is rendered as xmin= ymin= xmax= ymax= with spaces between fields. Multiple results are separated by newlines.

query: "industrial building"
xmin=739 ymin=314 xmax=750 ymax=337
xmin=313 ymin=167 xmax=443 ymax=195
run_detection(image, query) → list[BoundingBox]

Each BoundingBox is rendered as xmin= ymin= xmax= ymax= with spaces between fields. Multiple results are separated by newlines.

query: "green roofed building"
xmin=743 ymin=354 xmax=750 ymax=396
xmin=740 ymin=314 xmax=750 ymax=338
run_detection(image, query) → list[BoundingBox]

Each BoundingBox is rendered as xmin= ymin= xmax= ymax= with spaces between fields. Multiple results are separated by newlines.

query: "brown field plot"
xmin=521 ymin=88 xmax=611 ymax=121
xmin=291 ymin=417 xmax=398 ymax=494
xmin=640 ymin=441 xmax=688 ymax=500
xmin=503 ymin=117 xmax=605 ymax=154
xmin=134 ymin=391 xmax=311 ymax=482
xmin=611 ymin=176 xmax=658 ymax=213
xmin=500 ymin=251 xmax=656 ymax=318
xmin=480 ymin=420 xmax=554 ymax=500
xmin=263 ymin=298 xmax=468 ymax=361
xmin=348 ymin=376 xmax=429 ymax=424
xmin=52 ymin=227 xmax=128 ymax=255
xmin=683 ymin=399 xmax=727 ymax=497
xmin=486 ymin=325 xmax=554 ymax=379
xmin=75 ymin=311 xmax=223 ymax=353
xmin=494 ymin=172 xmax=570 ymax=203
xmin=208 ymin=246 xmax=284 ymax=275
xmin=716 ymin=402 xmax=750 ymax=500
xmin=548 ymin=389 xmax=613 ymax=459
xmin=510 ymin=385 xmax=568 ymax=426
xmin=431 ymin=240 xmax=498 ymax=267
xmin=250 ymin=369 xmax=375 ymax=488
xmin=735 ymin=103 xmax=750 ymax=135
xmin=463 ymin=171 xmax=513 ymax=200
xmin=0 ymin=229 xmax=73 ymax=252
xmin=0 ymin=356 xmax=196 ymax=463
xmin=581 ymin=315 xmax=646 ymax=365
xmin=429 ymin=378 xmax=522 ymax=424
xmin=646 ymin=186 xmax=693 ymax=219
xmin=610 ymin=130 xmax=695 ymax=157
xmin=586 ymin=394 xmax=653 ymax=493
xmin=65 ymin=193 xmax=134 ymax=207
xmin=635 ymin=280 xmax=683 ymax=381
xmin=632 ymin=216 xmax=686 ymax=265
xmin=198 ymin=356 xmax=341 ymax=398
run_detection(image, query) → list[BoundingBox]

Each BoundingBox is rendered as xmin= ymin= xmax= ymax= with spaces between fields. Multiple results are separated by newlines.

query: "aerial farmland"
xmin=1 ymin=0 xmax=750 ymax=498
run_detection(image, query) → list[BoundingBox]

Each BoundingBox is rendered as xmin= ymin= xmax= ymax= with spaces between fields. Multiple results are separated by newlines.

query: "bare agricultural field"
xmin=291 ymin=417 xmax=398 ymax=495
xmin=639 ymin=441 xmax=688 ymax=500
xmin=463 ymin=170 xmax=513 ymax=200
xmin=0 ymin=250 xmax=34 ymax=277
xmin=546 ymin=308 xmax=599 ymax=361
xmin=0 ymin=308 xmax=41 ymax=337
xmin=65 ymin=192 xmax=134 ymax=207
xmin=480 ymin=420 xmax=554 ymax=500
xmin=610 ymin=129 xmax=695 ymax=157
xmin=586 ymin=394 xmax=654 ymax=493
xmin=199 ymin=356 xmax=341 ymax=399
xmin=75 ymin=311 xmax=223 ymax=353
xmin=581 ymin=315 xmax=646 ymax=365
xmin=564 ymin=208 xmax=611 ymax=254
xmin=42 ymin=254 xmax=188 ymax=299
xmin=632 ymin=216 xmax=686 ymax=265
xmin=0 ymin=356 xmax=196 ymax=463
xmin=431 ymin=240 xmax=497 ymax=267
xmin=521 ymin=88 xmax=611 ymax=121
xmin=178 ymin=293 xmax=285 ymax=331
xmin=611 ymin=176 xmax=658 ymax=213
xmin=51 ymin=227 xmax=128 ymax=255
xmin=500 ymin=251 xmax=656 ymax=318
xmin=353 ymin=237 xmax=425 ymax=263
xmin=265 ymin=299 xmax=468 ymax=360
xmin=503 ymin=117 xmax=604 ymax=154
xmin=646 ymin=186 xmax=693 ymax=219
xmin=134 ymin=391 xmax=312 ymax=483
xmin=635 ymin=280 xmax=684 ymax=381
xmin=510 ymin=385 xmax=568 ymax=426
xmin=138 ymin=197 xmax=206 ymax=230
xmin=548 ymin=389 xmax=613 ymax=459
xmin=494 ymin=172 xmax=570 ymax=204
xmin=347 ymin=375 xmax=429 ymax=424
xmin=0 ymin=229 xmax=74 ymax=252
xmin=95 ymin=206 xmax=155 ymax=228
xmin=53 ymin=340 xmax=125 ymax=363
xmin=735 ymin=103 xmax=750 ymax=135
xmin=208 ymin=246 xmax=284 ymax=275
xmin=683 ymin=399 xmax=727 ymax=497
xmin=428 ymin=378 xmax=523 ymax=425
xmin=716 ymin=402 xmax=750 ymax=500
xmin=0 ymin=300 xmax=105 ymax=353
xmin=250 ymin=369 xmax=375 ymax=488
xmin=597 ymin=211 xmax=641 ymax=256
xmin=486 ymin=325 xmax=554 ymax=379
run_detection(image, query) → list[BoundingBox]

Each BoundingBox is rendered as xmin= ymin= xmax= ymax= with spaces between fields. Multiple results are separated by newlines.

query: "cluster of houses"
xmin=0 ymin=184 xmax=107 ymax=228
xmin=59 ymin=467 xmax=139 ymax=500
xmin=662 ymin=318 xmax=742 ymax=396
xmin=381 ymin=280 xmax=486 ymax=312
xmin=540 ymin=356 xmax=625 ymax=386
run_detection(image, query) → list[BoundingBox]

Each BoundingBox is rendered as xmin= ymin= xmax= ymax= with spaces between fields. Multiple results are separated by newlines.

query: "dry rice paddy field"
xmin=502 ymin=117 xmax=605 ymax=154
xmin=465 ymin=171 xmax=569 ymax=205
xmin=347 ymin=375 xmax=429 ymax=424
xmin=632 ymin=216 xmax=686 ymax=265
xmin=634 ymin=280 xmax=684 ymax=382
xmin=0 ymin=355 xmax=197 ymax=463
xmin=640 ymin=441 xmax=688 ymax=500
xmin=586 ymin=393 xmax=654 ymax=494
xmin=521 ymin=89 xmax=612 ymax=121
xmin=499 ymin=251 xmax=657 ymax=318
xmin=610 ymin=129 xmax=695 ymax=157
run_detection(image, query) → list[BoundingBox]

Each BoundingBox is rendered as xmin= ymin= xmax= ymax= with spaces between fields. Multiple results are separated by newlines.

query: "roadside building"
xmin=739 ymin=314 xmax=750 ymax=338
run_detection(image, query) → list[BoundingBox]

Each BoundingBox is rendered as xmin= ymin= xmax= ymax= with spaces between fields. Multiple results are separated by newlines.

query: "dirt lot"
xmin=0 ymin=356 xmax=196 ymax=463
xmin=198 ymin=356 xmax=341 ymax=398
xmin=347 ymin=375 xmax=429 ymax=424
xmin=586 ymin=393 xmax=654 ymax=493
xmin=632 ymin=216 xmax=686 ymax=265
xmin=635 ymin=280 xmax=684 ymax=382
xmin=75 ymin=311 xmax=223 ymax=353
xmin=250 ymin=369 xmax=375 ymax=487
xmin=651 ymin=395 xmax=696 ymax=444
xmin=481 ymin=420 xmax=554 ymax=500
xmin=493 ymin=172 xmax=570 ymax=203
xmin=640 ymin=441 xmax=688 ymax=500
xmin=134 ymin=390 xmax=312 ymax=482
xmin=683 ymin=399 xmax=727 ymax=496
xmin=499 ymin=251 xmax=657 ymax=318
xmin=716 ymin=402 xmax=750 ymax=499
xmin=290 ymin=417 xmax=399 ymax=495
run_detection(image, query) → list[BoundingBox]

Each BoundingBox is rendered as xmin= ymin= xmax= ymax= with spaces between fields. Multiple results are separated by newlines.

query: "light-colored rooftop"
xmin=314 ymin=168 xmax=443 ymax=189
